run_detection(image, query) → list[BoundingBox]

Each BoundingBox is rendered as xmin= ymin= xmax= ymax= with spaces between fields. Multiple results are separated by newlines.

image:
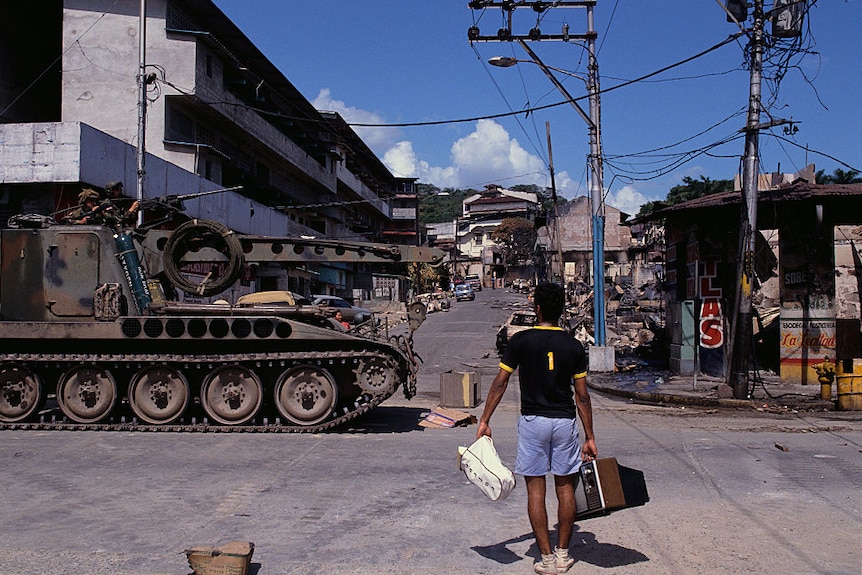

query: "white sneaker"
xmin=534 ymin=553 xmax=557 ymax=575
xmin=554 ymin=547 xmax=575 ymax=573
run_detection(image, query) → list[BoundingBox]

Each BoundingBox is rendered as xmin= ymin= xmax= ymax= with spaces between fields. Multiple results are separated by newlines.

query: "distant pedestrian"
xmin=477 ymin=282 xmax=597 ymax=574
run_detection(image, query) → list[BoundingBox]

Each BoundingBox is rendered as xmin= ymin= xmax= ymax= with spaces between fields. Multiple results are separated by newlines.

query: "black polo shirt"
xmin=500 ymin=326 xmax=587 ymax=418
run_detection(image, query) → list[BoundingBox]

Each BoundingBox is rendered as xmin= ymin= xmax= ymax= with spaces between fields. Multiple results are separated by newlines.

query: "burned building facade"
xmin=646 ymin=176 xmax=862 ymax=386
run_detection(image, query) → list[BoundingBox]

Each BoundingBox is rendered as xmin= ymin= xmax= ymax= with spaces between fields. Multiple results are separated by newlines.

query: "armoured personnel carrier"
xmin=0 ymin=209 xmax=443 ymax=432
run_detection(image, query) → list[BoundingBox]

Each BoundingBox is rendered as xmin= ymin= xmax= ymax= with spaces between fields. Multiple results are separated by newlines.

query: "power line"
xmin=349 ymin=32 xmax=746 ymax=128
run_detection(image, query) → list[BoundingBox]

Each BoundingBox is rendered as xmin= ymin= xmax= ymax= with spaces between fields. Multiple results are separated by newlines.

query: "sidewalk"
xmin=587 ymin=367 xmax=846 ymax=414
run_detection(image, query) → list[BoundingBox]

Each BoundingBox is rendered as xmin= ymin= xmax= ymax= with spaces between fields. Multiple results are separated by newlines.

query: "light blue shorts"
xmin=515 ymin=415 xmax=582 ymax=477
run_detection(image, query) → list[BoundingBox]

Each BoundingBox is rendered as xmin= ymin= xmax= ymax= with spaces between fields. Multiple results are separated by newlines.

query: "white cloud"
xmin=313 ymin=92 xmax=592 ymax=198
xmin=448 ymin=119 xmax=547 ymax=189
xmin=605 ymin=184 xmax=648 ymax=216
xmin=384 ymin=119 xmax=561 ymax=193
xmin=383 ymin=141 xmax=458 ymax=186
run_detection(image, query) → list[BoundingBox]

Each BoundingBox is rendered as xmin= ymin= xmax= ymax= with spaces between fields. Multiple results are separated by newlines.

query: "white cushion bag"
xmin=457 ymin=435 xmax=515 ymax=501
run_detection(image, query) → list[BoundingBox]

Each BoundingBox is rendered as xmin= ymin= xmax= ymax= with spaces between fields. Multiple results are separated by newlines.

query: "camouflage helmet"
xmin=78 ymin=188 xmax=100 ymax=204
xmin=105 ymin=180 xmax=123 ymax=194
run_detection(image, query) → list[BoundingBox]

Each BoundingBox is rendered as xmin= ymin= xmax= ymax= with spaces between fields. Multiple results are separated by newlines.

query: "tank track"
xmin=0 ymin=348 xmax=409 ymax=433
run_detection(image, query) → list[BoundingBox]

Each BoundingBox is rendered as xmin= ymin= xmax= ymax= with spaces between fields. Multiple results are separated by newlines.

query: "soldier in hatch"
xmin=66 ymin=187 xmax=137 ymax=229
xmin=104 ymin=180 xmax=140 ymax=223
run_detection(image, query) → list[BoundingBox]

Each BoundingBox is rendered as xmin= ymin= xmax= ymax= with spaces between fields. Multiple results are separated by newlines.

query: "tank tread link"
xmin=0 ymin=348 xmax=410 ymax=433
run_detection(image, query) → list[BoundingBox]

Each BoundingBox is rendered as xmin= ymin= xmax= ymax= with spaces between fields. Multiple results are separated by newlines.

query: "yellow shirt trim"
xmin=499 ymin=362 xmax=515 ymax=373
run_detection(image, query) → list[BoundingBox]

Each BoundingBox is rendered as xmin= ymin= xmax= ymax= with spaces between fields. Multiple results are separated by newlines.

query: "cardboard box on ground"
xmin=440 ymin=370 xmax=482 ymax=408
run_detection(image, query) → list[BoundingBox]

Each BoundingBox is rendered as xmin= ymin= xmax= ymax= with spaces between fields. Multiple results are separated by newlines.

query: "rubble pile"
xmin=565 ymin=280 xmax=666 ymax=362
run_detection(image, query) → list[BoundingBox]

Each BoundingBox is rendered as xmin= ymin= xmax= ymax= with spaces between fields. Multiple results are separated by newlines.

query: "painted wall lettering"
xmin=699 ymin=261 xmax=723 ymax=349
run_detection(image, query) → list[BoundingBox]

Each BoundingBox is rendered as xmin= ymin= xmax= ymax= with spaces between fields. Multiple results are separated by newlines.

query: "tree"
xmin=637 ymin=175 xmax=732 ymax=216
xmin=665 ymin=176 xmax=732 ymax=204
xmin=416 ymin=185 xmax=474 ymax=225
xmin=490 ymin=217 xmax=537 ymax=267
xmin=815 ymin=168 xmax=862 ymax=184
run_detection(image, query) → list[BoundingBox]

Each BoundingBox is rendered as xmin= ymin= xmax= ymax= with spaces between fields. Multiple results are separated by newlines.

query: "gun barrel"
xmin=141 ymin=185 xmax=244 ymax=209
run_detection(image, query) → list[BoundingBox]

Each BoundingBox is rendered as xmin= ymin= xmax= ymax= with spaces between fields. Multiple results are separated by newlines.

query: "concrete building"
xmin=427 ymin=185 xmax=539 ymax=286
xmin=0 ymin=0 xmax=410 ymax=301
xmin=537 ymin=195 xmax=634 ymax=286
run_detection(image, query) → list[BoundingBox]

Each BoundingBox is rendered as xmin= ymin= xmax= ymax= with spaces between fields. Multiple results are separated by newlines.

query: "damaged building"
xmin=632 ymin=169 xmax=862 ymax=386
xmin=537 ymin=196 xmax=665 ymax=356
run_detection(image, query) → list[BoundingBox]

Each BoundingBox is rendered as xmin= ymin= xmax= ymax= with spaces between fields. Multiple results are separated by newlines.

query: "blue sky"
xmin=212 ymin=1 xmax=860 ymax=215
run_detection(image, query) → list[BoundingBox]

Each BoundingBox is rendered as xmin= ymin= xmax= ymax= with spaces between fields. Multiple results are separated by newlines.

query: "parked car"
xmin=465 ymin=274 xmax=482 ymax=291
xmin=236 ymin=290 xmax=312 ymax=306
xmin=454 ymin=283 xmax=475 ymax=301
xmin=511 ymin=278 xmax=531 ymax=293
xmin=310 ymin=294 xmax=373 ymax=324
xmin=417 ymin=291 xmax=451 ymax=313
xmin=496 ymin=310 xmax=537 ymax=354
xmin=233 ymin=291 xmax=339 ymax=330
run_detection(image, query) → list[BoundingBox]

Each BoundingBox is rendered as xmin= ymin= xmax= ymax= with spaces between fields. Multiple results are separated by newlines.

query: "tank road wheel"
xmin=274 ymin=365 xmax=338 ymax=426
xmin=0 ymin=363 xmax=42 ymax=423
xmin=353 ymin=357 xmax=397 ymax=397
xmin=200 ymin=365 xmax=263 ymax=425
xmin=57 ymin=365 xmax=117 ymax=424
xmin=128 ymin=365 xmax=190 ymax=425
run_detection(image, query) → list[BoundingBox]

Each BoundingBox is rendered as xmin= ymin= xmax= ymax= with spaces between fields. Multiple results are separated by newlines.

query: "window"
xmin=168 ymin=106 xmax=195 ymax=141
xmin=256 ymin=162 xmax=270 ymax=186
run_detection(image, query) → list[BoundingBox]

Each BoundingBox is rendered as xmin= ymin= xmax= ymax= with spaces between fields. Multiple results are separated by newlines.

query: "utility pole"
xmin=585 ymin=3 xmax=606 ymax=347
xmin=136 ymin=0 xmax=147 ymax=226
xmin=470 ymin=1 xmax=612 ymax=368
xmin=726 ymin=0 xmax=765 ymax=399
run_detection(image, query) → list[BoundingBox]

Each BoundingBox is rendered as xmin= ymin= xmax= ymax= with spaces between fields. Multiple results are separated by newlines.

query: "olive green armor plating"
xmin=0 ymin=219 xmax=442 ymax=431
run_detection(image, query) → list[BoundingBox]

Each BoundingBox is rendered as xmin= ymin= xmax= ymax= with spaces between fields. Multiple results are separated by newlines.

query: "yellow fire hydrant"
xmin=812 ymin=357 xmax=836 ymax=401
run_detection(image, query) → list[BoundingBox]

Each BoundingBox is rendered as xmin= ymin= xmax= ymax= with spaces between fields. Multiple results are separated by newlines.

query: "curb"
xmin=588 ymin=381 xmax=755 ymax=409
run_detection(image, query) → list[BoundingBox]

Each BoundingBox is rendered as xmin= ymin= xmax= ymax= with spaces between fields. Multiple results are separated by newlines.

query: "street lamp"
xmin=488 ymin=39 xmax=608 ymax=349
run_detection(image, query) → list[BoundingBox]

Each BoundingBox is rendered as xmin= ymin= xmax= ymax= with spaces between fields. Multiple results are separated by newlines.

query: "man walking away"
xmin=477 ymin=282 xmax=597 ymax=574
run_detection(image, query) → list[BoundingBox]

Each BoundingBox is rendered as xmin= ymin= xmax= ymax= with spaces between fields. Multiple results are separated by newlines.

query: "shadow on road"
xmin=572 ymin=526 xmax=650 ymax=568
xmin=471 ymin=532 xmax=534 ymax=565
xmin=332 ymin=405 xmax=429 ymax=434
xmin=471 ymin=525 xmax=649 ymax=569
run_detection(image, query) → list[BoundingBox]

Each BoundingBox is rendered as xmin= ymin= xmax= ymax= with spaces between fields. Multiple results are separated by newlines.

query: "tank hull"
xmin=0 ymin=220 xmax=433 ymax=431
xmin=0 ymin=316 xmax=415 ymax=431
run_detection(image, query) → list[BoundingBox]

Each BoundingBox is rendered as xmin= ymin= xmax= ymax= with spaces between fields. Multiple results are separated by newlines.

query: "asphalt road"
xmin=1 ymin=288 xmax=860 ymax=575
